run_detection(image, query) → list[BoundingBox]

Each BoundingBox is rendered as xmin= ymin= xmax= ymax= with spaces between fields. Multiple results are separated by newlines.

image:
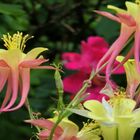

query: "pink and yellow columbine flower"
xmin=117 ymin=56 xmax=140 ymax=106
xmin=0 ymin=32 xmax=53 ymax=112
xmin=96 ymin=0 xmax=140 ymax=85
xmin=117 ymin=56 xmax=140 ymax=97
xmin=71 ymin=96 xmax=140 ymax=140
xmin=25 ymin=117 xmax=101 ymax=140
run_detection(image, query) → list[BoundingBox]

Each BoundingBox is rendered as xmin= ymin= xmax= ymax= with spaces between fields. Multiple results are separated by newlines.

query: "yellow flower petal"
xmin=126 ymin=1 xmax=140 ymax=20
xmin=60 ymin=118 xmax=79 ymax=137
xmin=84 ymin=100 xmax=107 ymax=120
xmin=0 ymin=49 xmax=6 ymax=53
xmin=113 ymin=98 xmax=136 ymax=117
xmin=24 ymin=47 xmax=48 ymax=60
xmin=116 ymin=56 xmax=134 ymax=62
xmin=0 ymin=48 xmax=22 ymax=68
xmin=116 ymin=56 xmax=140 ymax=97
xmin=107 ymin=5 xmax=126 ymax=14
xmin=133 ymin=108 xmax=140 ymax=124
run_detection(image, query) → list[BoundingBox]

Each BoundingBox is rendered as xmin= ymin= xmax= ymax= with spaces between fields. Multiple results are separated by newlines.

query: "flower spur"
xmin=0 ymin=32 xmax=54 ymax=112
xmin=96 ymin=0 xmax=140 ymax=86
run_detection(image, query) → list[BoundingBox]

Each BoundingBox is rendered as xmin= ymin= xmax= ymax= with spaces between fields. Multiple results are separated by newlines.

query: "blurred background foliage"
xmin=0 ymin=0 xmax=138 ymax=140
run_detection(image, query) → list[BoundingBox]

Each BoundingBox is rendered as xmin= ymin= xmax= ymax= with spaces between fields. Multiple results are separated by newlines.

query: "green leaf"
xmin=0 ymin=3 xmax=25 ymax=16
xmin=95 ymin=17 xmax=120 ymax=43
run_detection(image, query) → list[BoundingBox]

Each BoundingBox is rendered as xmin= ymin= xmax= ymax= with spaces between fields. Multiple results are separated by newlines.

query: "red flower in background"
xmin=62 ymin=36 xmax=124 ymax=101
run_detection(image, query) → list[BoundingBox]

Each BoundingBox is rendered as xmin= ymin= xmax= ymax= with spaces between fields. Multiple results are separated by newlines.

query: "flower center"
xmin=1 ymin=32 xmax=33 ymax=51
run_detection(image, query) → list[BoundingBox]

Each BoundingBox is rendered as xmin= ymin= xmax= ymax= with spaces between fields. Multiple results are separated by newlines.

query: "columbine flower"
xmin=0 ymin=32 xmax=54 ymax=112
xmin=96 ymin=0 xmax=140 ymax=84
xmin=62 ymin=36 xmax=124 ymax=101
xmin=117 ymin=56 xmax=140 ymax=106
xmin=25 ymin=117 xmax=101 ymax=140
xmin=71 ymin=95 xmax=140 ymax=140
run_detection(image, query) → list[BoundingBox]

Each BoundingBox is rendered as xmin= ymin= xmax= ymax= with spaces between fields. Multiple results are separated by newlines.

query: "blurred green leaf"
xmin=95 ymin=17 xmax=120 ymax=43
xmin=0 ymin=3 xmax=25 ymax=16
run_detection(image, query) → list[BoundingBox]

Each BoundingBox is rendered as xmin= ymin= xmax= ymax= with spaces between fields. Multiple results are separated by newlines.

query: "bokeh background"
xmin=0 ymin=0 xmax=139 ymax=140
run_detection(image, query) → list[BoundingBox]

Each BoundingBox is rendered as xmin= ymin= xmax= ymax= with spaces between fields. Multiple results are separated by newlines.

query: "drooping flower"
xmin=96 ymin=0 xmax=140 ymax=85
xmin=117 ymin=56 xmax=140 ymax=106
xmin=25 ymin=117 xmax=101 ymax=140
xmin=62 ymin=36 xmax=124 ymax=101
xmin=0 ymin=32 xmax=54 ymax=112
xmin=71 ymin=95 xmax=140 ymax=140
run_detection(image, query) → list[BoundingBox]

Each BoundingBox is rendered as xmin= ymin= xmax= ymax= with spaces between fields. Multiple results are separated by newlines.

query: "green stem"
xmin=25 ymin=99 xmax=40 ymax=132
xmin=48 ymin=62 xmax=108 ymax=140
xmin=54 ymin=66 xmax=65 ymax=110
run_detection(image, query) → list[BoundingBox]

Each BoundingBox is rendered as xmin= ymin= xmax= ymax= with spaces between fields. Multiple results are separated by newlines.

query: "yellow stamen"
xmin=78 ymin=121 xmax=101 ymax=138
xmin=108 ymin=88 xmax=127 ymax=106
xmin=1 ymin=31 xmax=34 ymax=51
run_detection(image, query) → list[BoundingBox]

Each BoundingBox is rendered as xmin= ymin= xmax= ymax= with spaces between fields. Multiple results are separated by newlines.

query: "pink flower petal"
xmin=63 ymin=71 xmax=109 ymax=102
xmin=82 ymin=36 xmax=108 ymax=53
xmin=20 ymin=59 xmax=56 ymax=70
xmin=62 ymin=36 xmax=109 ymax=73
xmin=0 ymin=67 xmax=9 ymax=92
xmin=1 ymin=77 xmax=12 ymax=109
xmin=25 ymin=119 xmax=63 ymax=136
xmin=105 ymin=25 xmax=135 ymax=84
xmin=94 ymin=10 xmax=121 ymax=23
xmin=134 ymin=27 xmax=140 ymax=73
xmin=20 ymin=59 xmax=48 ymax=68
xmin=31 ymin=66 xmax=57 ymax=70
xmin=85 ymin=87 xmax=109 ymax=102
xmin=113 ymin=61 xmax=125 ymax=74
xmin=39 ymin=129 xmax=60 ymax=140
xmin=62 ymin=53 xmax=81 ymax=70
xmin=25 ymin=119 xmax=54 ymax=128
xmin=63 ymin=72 xmax=88 ymax=94
xmin=112 ymin=47 xmax=134 ymax=73
xmin=0 ymin=60 xmax=9 ymax=67
xmin=38 ymin=130 xmax=52 ymax=140
xmin=96 ymin=43 xmax=117 ymax=73
xmin=80 ymin=36 xmax=109 ymax=71
xmin=1 ymin=69 xmax=19 ymax=111
xmin=117 ymin=13 xmax=136 ymax=26
xmin=6 ymin=68 xmax=30 ymax=111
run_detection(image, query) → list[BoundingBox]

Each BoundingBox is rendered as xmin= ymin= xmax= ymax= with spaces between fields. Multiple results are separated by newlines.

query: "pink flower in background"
xmin=63 ymin=37 xmax=108 ymax=74
xmin=62 ymin=36 xmax=124 ymax=101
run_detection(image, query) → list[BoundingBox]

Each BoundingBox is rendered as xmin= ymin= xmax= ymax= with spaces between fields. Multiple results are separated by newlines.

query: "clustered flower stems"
xmin=48 ymin=62 xmax=108 ymax=140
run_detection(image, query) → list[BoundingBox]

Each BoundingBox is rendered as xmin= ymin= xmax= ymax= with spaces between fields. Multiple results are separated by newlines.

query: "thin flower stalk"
xmin=48 ymin=62 xmax=108 ymax=140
